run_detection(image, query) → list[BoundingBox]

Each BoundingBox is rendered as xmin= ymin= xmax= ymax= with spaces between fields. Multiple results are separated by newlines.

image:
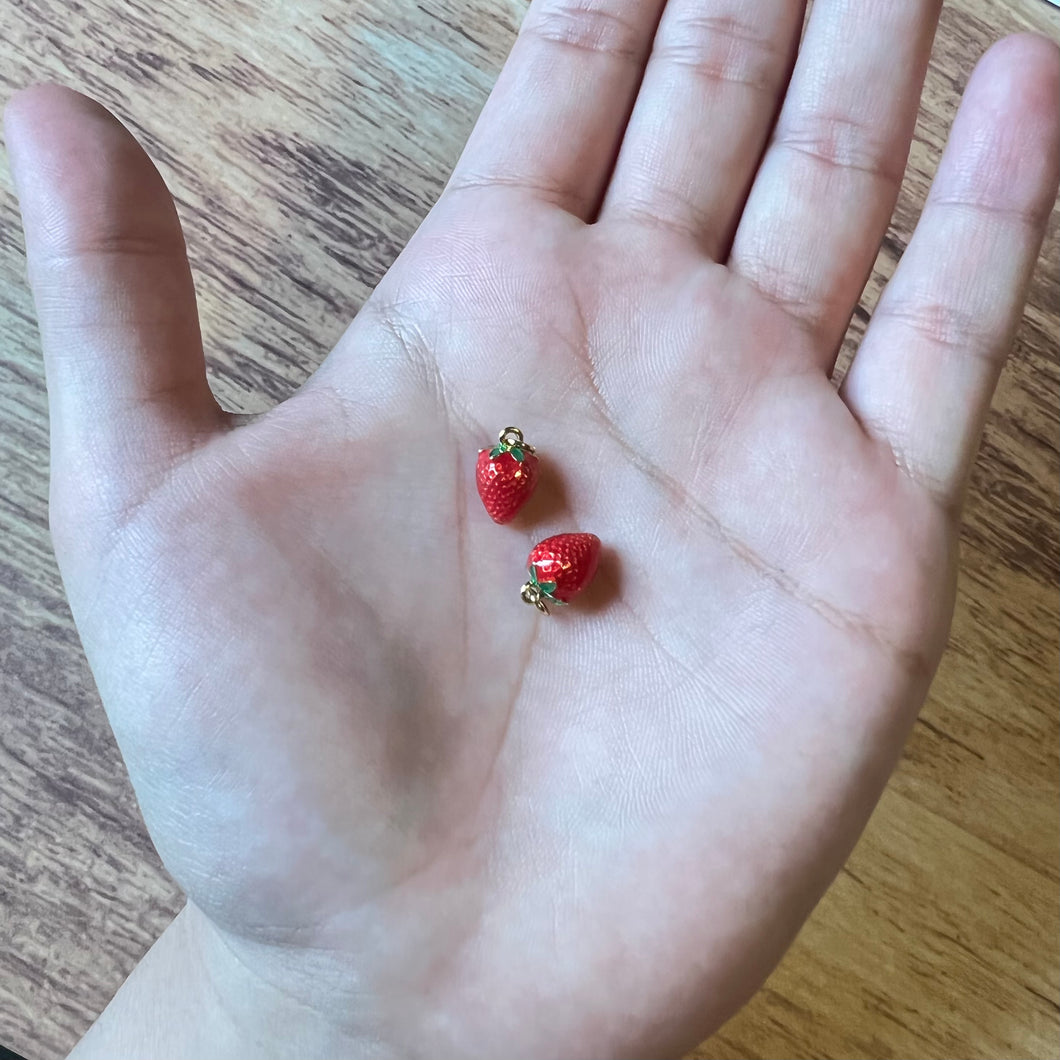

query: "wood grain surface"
xmin=1 ymin=1 xmax=1057 ymax=1057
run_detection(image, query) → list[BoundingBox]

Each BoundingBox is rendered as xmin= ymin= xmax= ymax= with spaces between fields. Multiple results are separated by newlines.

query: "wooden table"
xmin=1 ymin=2 xmax=1057 ymax=1057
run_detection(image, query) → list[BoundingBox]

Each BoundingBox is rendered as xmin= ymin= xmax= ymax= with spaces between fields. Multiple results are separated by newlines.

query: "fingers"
xmin=841 ymin=35 xmax=1060 ymax=510
xmin=4 ymin=85 xmax=221 ymax=487
xmin=601 ymin=0 xmax=805 ymax=258
xmin=729 ymin=0 xmax=942 ymax=360
xmin=446 ymin=0 xmax=666 ymax=219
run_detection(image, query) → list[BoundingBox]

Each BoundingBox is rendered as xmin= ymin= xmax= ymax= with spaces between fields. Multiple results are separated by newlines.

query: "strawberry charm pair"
xmin=476 ymin=426 xmax=601 ymax=614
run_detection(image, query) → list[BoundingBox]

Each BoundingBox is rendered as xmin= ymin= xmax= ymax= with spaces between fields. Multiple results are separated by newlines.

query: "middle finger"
xmin=600 ymin=0 xmax=807 ymax=258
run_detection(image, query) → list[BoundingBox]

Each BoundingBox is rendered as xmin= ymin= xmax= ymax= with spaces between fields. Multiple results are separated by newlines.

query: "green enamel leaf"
xmin=510 ymin=447 xmax=524 ymax=463
xmin=538 ymin=581 xmax=557 ymax=594
xmin=489 ymin=445 xmax=505 ymax=458
xmin=528 ymin=566 xmax=540 ymax=586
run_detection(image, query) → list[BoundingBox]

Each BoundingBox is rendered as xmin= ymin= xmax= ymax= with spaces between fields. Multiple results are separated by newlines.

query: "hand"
xmin=6 ymin=2 xmax=1058 ymax=1056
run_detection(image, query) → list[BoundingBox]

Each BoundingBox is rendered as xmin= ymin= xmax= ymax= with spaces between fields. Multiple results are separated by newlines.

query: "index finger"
xmin=841 ymin=35 xmax=1060 ymax=510
xmin=445 ymin=0 xmax=666 ymax=218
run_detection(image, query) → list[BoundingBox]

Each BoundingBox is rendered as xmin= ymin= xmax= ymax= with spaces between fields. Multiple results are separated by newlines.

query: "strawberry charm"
xmin=521 ymin=533 xmax=601 ymax=614
xmin=476 ymin=426 xmax=539 ymax=524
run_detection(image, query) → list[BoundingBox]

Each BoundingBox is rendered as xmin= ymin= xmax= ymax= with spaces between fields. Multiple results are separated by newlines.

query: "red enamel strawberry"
xmin=476 ymin=427 xmax=539 ymax=524
xmin=521 ymin=533 xmax=601 ymax=613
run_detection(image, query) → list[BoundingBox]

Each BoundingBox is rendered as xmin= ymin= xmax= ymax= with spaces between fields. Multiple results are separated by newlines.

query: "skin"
xmin=4 ymin=1 xmax=1058 ymax=1056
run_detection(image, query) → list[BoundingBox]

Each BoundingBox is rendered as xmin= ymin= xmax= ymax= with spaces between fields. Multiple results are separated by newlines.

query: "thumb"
xmin=4 ymin=85 xmax=224 ymax=519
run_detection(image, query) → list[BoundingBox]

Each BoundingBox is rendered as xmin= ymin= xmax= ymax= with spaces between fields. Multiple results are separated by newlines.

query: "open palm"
xmin=7 ymin=2 xmax=1058 ymax=1057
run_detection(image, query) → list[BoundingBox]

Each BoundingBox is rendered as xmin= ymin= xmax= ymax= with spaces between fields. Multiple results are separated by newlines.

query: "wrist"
xmin=70 ymin=902 xmax=396 ymax=1059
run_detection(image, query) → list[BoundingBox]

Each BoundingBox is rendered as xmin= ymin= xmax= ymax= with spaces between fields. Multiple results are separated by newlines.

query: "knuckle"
xmin=879 ymin=296 xmax=996 ymax=358
xmin=932 ymin=195 xmax=1049 ymax=232
xmin=738 ymin=246 xmax=836 ymax=335
xmin=654 ymin=12 xmax=786 ymax=91
xmin=524 ymin=1 xmax=645 ymax=61
xmin=776 ymin=111 xmax=906 ymax=189
xmin=612 ymin=188 xmax=710 ymax=240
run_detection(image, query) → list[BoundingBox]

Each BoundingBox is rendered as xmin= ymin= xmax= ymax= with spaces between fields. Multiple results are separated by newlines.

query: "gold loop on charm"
xmin=520 ymin=581 xmax=550 ymax=614
xmin=500 ymin=426 xmax=536 ymax=454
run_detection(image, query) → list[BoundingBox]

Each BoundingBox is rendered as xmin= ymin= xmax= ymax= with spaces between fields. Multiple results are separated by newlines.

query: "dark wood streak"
xmin=0 ymin=1 xmax=1057 ymax=1058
